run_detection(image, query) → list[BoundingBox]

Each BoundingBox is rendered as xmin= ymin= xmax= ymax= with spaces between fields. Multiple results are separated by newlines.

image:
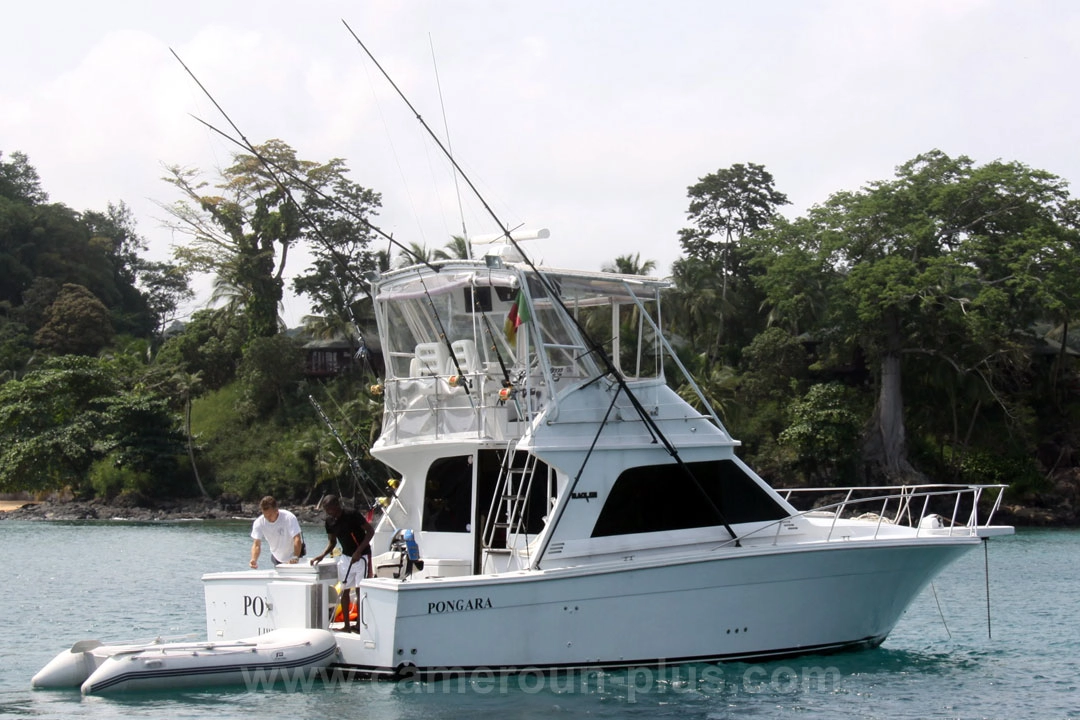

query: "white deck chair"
xmin=449 ymin=339 xmax=480 ymax=375
xmin=409 ymin=342 xmax=449 ymax=377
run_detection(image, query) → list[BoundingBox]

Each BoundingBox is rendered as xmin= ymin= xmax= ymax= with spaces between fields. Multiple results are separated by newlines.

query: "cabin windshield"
xmin=541 ymin=271 xmax=666 ymax=380
xmin=377 ymin=268 xmax=517 ymax=380
xmin=372 ymin=262 xmax=670 ymax=442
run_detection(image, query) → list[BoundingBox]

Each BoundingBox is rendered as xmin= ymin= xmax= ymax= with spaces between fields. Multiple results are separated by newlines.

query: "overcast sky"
xmin=3 ymin=1 xmax=1078 ymax=325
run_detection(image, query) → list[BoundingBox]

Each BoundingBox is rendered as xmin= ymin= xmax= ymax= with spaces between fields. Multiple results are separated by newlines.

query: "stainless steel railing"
xmin=774 ymin=484 xmax=1008 ymax=542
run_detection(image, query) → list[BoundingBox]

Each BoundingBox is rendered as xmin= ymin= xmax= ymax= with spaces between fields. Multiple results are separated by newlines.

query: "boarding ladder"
xmin=482 ymin=444 xmax=540 ymax=551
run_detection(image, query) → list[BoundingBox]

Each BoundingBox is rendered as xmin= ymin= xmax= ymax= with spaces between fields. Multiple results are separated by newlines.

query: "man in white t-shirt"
xmin=249 ymin=496 xmax=304 ymax=567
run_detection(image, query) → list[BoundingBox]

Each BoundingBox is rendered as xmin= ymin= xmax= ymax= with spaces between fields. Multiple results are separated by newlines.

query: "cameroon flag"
xmin=504 ymin=289 xmax=530 ymax=343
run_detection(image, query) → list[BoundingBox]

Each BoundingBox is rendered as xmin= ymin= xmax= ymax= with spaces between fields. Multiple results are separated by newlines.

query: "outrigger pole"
xmin=341 ymin=24 xmax=741 ymax=548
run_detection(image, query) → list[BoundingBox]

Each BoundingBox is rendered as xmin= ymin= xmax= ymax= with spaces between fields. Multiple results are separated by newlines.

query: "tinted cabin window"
xmin=423 ymin=456 xmax=473 ymax=532
xmin=464 ymin=286 xmax=492 ymax=313
xmin=591 ymin=460 xmax=789 ymax=537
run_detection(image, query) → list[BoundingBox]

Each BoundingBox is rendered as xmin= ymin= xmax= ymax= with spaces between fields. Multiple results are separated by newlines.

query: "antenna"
xmin=429 ymin=34 xmax=471 ymax=259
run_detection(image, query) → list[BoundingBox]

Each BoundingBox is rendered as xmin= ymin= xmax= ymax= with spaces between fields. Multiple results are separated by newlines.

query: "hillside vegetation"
xmin=1 ymin=147 xmax=1078 ymax=523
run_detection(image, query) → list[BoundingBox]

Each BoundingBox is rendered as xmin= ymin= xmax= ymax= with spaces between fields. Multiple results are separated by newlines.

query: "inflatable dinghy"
xmin=32 ymin=628 xmax=337 ymax=694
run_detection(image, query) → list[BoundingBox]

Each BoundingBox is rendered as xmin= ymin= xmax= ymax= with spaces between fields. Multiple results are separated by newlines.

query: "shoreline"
xmin=0 ymin=497 xmax=1074 ymax=528
xmin=0 ymin=498 xmax=326 ymax=524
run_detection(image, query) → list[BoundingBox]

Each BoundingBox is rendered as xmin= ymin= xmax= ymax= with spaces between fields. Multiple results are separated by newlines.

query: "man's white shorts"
xmin=336 ymin=554 xmax=367 ymax=587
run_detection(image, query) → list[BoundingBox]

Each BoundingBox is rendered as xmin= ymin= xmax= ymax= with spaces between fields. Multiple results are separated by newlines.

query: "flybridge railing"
xmin=770 ymin=484 xmax=1009 ymax=543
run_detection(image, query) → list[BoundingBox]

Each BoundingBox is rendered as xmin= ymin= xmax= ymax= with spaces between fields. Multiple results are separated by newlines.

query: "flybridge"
xmin=369 ymin=250 xmax=673 ymax=447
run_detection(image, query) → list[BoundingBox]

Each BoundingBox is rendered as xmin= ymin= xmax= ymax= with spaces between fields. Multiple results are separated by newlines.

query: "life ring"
xmin=333 ymin=602 xmax=359 ymax=622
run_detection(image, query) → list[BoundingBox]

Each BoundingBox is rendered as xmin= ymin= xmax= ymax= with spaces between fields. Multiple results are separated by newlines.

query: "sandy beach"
xmin=0 ymin=500 xmax=37 ymax=512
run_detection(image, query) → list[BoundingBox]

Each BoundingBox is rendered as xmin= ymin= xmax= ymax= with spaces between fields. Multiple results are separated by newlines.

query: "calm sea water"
xmin=0 ymin=520 xmax=1075 ymax=720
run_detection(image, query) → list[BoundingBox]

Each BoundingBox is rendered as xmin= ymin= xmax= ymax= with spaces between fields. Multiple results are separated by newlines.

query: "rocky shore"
xmin=0 ymin=495 xmax=1075 ymax=527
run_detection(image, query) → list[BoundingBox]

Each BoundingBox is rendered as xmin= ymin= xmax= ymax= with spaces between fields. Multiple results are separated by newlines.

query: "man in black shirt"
xmin=310 ymin=495 xmax=375 ymax=633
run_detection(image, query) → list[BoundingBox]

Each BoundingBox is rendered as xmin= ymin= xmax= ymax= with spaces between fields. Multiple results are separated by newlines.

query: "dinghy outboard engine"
xmin=388 ymin=529 xmax=424 ymax=579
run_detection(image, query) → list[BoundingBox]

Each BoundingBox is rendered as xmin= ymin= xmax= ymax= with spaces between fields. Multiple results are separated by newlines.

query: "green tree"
xmin=95 ymin=391 xmax=188 ymax=490
xmin=0 ymin=356 xmax=184 ymax=494
xmin=82 ymin=202 xmax=163 ymax=336
xmin=154 ymin=309 xmax=246 ymax=391
xmin=0 ymin=311 xmax=32 ymax=377
xmin=667 ymin=257 xmax=721 ymax=353
xmin=394 ymin=242 xmax=435 ymax=268
xmin=236 ymin=334 xmax=305 ymax=420
xmin=162 ymin=139 xmax=379 ymax=339
xmin=0 ymin=200 xmax=110 ymax=310
xmin=434 ymin=235 xmax=471 ymax=261
xmin=291 ymin=158 xmax=381 ymax=333
xmin=138 ymin=260 xmax=194 ymax=335
xmin=1 ymin=153 xmax=169 ymax=344
xmin=752 ymin=150 xmax=1080 ymax=482
xmin=34 ymin=283 xmax=115 ymax=356
xmin=778 ymin=383 xmax=864 ymax=485
xmin=674 ymin=164 xmax=788 ymax=362
xmin=0 ymin=150 xmax=47 ymax=204
xmin=678 ymin=162 xmax=788 ymax=299
xmin=0 ymin=356 xmax=111 ymax=490
xmin=738 ymin=327 xmax=810 ymax=405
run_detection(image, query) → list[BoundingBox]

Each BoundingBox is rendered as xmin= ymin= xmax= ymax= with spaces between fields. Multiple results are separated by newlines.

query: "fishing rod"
xmin=178 ymin=78 xmax=469 ymax=394
xmin=173 ymin=56 xmax=388 ymax=348
xmin=342 ymin=26 xmax=741 ymax=547
xmin=308 ymin=395 xmax=388 ymax=506
xmin=184 ymin=111 xmax=428 ymax=276
xmin=414 ymin=268 xmax=471 ymax=399
xmin=176 ymin=53 xmax=481 ymax=418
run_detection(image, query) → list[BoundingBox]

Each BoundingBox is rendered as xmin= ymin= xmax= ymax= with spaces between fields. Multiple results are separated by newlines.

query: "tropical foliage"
xmin=161 ymin=139 xmax=381 ymax=340
xmin=666 ymin=152 xmax=1080 ymax=492
xmin=2 ymin=145 xmax=1079 ymax=511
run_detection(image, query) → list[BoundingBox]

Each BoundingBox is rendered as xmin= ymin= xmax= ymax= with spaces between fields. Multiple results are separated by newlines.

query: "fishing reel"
xmin=497 ymin=384 xmax=516 ymax=405
xmin=387 ymin=528 xmax=424 ymax=579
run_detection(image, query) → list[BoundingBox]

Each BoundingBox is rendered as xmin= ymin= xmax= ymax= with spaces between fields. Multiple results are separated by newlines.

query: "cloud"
xmin=3 ymin=0 xmax=1079 ymax=326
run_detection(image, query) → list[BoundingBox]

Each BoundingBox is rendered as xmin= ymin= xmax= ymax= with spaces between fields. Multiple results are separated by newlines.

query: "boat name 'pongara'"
xmin=428 ymin=597 xmax=494 ymax=614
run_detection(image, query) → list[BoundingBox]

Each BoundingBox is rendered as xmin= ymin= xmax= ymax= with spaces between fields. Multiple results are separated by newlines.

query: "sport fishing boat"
xmin=199 ymin=233 xmax=1012 ymax=678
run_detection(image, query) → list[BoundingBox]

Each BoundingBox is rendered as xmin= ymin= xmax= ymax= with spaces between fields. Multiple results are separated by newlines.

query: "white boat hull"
xmin=323 ymin=538 xmax=975 ymax=676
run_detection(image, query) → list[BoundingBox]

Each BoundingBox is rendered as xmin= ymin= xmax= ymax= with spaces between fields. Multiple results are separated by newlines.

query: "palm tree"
xmin=667 ymin=257 xmax=733 ymax=363
xmin=434 ymin=235 xmax=471 ymax=261
xmin=601 ymin=253 xmax=657 ymax=276
xmin=300 ymin=313 xmax=354 ymax=341
xmin=171 ymin=369 xmax=210 ymax=500
xmin=209 ymin=275 xmax=285 ymax=333
xmin=394 ymin=242 xmax=435 ymax=268
xmin=675 ymin=352 xmax=737 ymax=421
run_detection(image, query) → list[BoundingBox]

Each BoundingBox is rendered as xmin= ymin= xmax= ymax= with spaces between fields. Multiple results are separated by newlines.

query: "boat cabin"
xmin=367 ymin=242 xmax=793 ymax=577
